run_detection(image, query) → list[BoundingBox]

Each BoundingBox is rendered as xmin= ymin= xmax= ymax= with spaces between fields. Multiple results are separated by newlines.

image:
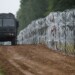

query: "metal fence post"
xmin=65 ymin=11 xmax=67 ymax=53
xmin=62 ymin=11 xmax=67 ymax=53
xmin=57 ymin=12 xmax=61 ymax=51
xmin=73 ymin=10 xmax=75 ymax=54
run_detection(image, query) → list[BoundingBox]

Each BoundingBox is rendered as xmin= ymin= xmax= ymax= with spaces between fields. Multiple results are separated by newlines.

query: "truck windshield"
xmin=0 ymin=19 xmax=2 ymax=27
xmin=3 ymin=19 xmax=15 ymax=27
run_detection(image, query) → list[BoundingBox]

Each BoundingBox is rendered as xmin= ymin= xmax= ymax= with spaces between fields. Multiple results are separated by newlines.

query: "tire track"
xmin=0 ymin=45 xmax=75 ymax=75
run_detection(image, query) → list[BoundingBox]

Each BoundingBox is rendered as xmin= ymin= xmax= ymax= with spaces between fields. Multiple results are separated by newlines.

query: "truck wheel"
xmin=11 ymin=39 xmax=17 ymax=45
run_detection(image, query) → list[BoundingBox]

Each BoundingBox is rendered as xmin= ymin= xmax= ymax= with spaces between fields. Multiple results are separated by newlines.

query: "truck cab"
xmin=0 ymin=13 xmax=19 ymax=45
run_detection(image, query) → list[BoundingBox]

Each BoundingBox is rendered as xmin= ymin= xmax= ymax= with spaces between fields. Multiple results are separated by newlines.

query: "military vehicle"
xmin=0 ymin=13 xmax=19 ymax=45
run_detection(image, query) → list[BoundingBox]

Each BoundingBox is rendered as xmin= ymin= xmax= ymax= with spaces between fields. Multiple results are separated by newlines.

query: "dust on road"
xmin=0 ymin=44 xmax=75 ymax=75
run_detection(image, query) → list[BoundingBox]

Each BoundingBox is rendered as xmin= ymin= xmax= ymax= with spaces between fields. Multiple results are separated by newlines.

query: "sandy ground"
xmin=0 ymin=44 xmax=75 ymax=75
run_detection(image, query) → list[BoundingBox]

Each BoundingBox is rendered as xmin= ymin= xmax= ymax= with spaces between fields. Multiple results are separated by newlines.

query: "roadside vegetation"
xmin=0 ymin=68 xmax=5 ymax=75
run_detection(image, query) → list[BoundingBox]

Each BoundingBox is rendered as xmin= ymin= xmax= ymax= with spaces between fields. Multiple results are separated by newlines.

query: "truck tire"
xmin=11 ymin=39 xmax=17 ymax=45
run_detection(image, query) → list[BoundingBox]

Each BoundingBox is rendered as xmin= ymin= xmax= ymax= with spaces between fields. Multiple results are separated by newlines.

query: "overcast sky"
xmin=0 ymin=0 xmax=20 ymax=16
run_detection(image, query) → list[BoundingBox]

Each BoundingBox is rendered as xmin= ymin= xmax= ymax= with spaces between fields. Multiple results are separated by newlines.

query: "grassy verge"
xmin=56 ymin=43 xmax=75 ymax=55
xmin=0 ymin=68 xmax=5 ymax=75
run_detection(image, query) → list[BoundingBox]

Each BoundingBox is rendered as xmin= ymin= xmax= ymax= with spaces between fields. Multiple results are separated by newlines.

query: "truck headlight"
xmin=8 ymin=33 xmax=14 ymax=36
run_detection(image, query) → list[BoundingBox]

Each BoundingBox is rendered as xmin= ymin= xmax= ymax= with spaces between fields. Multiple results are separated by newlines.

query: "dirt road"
xmin=0 ymin=44 xmax=75 ymax=75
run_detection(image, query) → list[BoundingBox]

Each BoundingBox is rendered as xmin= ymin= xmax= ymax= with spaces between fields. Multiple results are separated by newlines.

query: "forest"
xmin=17 ymin=0 xmax=75 ymax=31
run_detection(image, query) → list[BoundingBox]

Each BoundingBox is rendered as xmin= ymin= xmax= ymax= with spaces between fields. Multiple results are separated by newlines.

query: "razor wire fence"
xmin=18 ymin=9 xmax=75 ymax=56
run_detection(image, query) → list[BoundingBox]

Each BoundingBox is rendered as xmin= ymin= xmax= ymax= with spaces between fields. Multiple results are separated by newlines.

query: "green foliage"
xmin=17 ymin=0 xmax=48 ymax=31
xmin=47 ymin=0 xmax=75 ymax=12
xmin=17 ymin=0 xmax=75 ymax=31
xmin=0 ymin=69 xmax=4 ymax=75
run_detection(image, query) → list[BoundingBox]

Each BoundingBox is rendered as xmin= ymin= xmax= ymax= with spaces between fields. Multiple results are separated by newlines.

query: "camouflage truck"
xmin=0 ymin=13 xmax=19 ymax=45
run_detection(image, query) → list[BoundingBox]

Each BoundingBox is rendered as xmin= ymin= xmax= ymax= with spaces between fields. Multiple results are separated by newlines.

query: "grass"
xmin=0 ymin=69 xmax=5 ymax=75
xmin=56 ymin=43 xmax=75 ymax=55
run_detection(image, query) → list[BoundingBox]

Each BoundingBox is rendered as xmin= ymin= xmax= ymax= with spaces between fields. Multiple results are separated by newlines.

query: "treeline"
xmin=17 ymin=0 xmax=75 ymax=31
xmin=48 ymin=0 xmax=75 ymax=11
